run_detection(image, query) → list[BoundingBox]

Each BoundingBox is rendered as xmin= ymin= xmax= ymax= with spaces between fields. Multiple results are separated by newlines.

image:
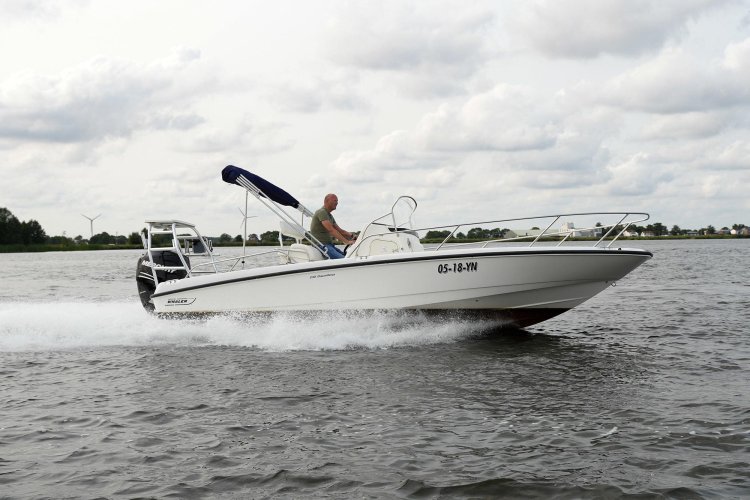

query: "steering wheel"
xmin=343 ymin=236 xmax=357 ymax=256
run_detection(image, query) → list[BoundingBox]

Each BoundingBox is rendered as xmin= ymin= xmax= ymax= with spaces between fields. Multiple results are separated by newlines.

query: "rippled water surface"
xmin=1 ymin=241 xmax=748 ymax=498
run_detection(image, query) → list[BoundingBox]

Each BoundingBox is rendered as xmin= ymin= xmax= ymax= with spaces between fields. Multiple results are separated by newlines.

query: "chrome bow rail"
xmin=430 ymin=211 xmax=651 ymax=250
xmin=352 ymin=198 xmax=650 ymax=253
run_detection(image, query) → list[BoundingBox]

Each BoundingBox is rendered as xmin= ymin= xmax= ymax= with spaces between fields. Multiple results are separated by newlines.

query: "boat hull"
xmin=150 ymin=247 xmax=651 ymax=327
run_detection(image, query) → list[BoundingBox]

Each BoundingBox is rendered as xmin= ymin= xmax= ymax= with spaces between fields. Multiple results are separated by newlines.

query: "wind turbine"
xmin=239 ymin=207 xmax=258 ymax=229
xmin=81 ymin=213 xmax=101 ymax=239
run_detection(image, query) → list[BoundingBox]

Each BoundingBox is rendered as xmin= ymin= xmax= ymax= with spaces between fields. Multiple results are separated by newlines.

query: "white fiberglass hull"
xmin=150 ymin=247 xmax=651 ymax=327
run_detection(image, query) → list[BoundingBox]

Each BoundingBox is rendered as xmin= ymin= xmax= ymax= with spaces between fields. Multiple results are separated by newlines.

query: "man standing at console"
xmin=310 ymin=193 xmax=356 ymax=259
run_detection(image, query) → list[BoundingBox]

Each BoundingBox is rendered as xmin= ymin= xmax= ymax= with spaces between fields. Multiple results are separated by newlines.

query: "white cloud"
xmin=714 ymin=140 xmax=750 ymax=170
xmin=599 ymin=42 xmax=750 ymax=114
xmin=513 ymin=0 xmax=725 ymax=58
xmin=0 ymin=48 xmax=212 ymax=145
xmin=330 ymin=130 xmax=429 ymax=184
xmin=723 ymin=36 xmax=750 ymax=70
xmin=639 ymin=111 xmax=730 ymax=140
xmin=0 ymin=0 xmax=69 ymax=21
xmin=269 ymin=72 xmax=369 ymax=113
xmin=425 ymin=166 xmax=462 ymax=188
xmin=327 ymin=82 xmax=621 ymax=195
xmin=2 ymin=1 xmax=749 ymax=236
xmin=414 ymin=85 xmax=559 ymax=152
xmin=700 ymin=174 xmax=725 ymax=198
xmin=324 ymin=1 xmax=498 ymax=96
xmin=604 ymin=153 xmax=675 ymax=196
xmin=183 ymin=117 xmax=294 ymax=155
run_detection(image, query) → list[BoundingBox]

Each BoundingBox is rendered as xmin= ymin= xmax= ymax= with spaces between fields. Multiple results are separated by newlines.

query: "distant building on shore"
xmin=504 ymin=222 xmax=602 ymax=240
xmin=560 ymin=222 xmax=599 ymax=238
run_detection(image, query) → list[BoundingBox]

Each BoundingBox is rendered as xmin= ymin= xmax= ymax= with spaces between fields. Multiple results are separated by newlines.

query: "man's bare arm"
xmin=321 ymin=220 xmax=355 ymax=244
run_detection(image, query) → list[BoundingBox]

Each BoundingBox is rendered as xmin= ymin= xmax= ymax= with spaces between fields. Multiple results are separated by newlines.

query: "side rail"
xmin=189 ymin=248 xmax=290 ymax=273
xmin=351 ymin=212 xmax=649 ymax=257
xmin=427 ymin=212 xmax=651 ymax=250
xmin=347 ymin=212 xmax=649 ymax=258
xmin=350 ymin=212 xmax=649 ymax=255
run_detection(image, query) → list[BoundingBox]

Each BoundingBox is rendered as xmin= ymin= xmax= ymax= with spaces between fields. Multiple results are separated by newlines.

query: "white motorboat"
xmin=136 ymin=165 xmax=652 ymax=327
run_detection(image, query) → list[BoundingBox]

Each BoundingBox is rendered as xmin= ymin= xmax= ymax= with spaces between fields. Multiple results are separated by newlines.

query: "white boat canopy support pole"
xmin=232 ymin=173 xmax=329 ymax=255
xmin=244 ymin=191 xmax=248 ymax=258
xmin=241 ymin=191 xmax=248 ymax=267
xmin=220 ymin=165 xmax=334 ymax=250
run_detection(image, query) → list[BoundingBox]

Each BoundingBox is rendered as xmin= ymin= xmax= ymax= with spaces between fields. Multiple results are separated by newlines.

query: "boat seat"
xmin=280 ymin=220 xmax=306 ymax=242
xmin=288 ymin=243 xmax=324 ymax=263
xmin=365 ymin=238 xmax=400 ymax=255
xmin=351 ymin=232 xmax=424 ymax=257
xmin=278 ymin=221 xmax=325 ymax=263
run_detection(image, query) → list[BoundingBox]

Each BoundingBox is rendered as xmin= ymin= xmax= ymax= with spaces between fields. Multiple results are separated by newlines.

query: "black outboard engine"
xmin=136 ymin=251 xmax=189 ymax=312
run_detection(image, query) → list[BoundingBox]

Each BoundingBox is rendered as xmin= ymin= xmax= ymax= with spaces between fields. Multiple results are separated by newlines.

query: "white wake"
xmin=0 ymin=301 xmax=507 ymax=352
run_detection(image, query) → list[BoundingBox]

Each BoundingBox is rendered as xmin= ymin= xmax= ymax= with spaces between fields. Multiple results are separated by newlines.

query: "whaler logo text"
xmin=166 ymin=298 xmax=196 ymax=306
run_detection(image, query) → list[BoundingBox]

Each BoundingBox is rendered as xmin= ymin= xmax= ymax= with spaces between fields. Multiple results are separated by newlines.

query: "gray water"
xmin=0 ymin=240 xmax=748 ymax=498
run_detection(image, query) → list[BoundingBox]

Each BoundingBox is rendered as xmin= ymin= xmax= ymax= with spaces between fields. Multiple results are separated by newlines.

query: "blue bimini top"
xmin=221 ymin=165 xmax=303 ymax=210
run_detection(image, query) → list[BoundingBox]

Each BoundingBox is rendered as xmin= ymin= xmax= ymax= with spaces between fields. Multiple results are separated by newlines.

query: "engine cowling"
xmin=135 ymin=251 xmax=189 ymax=312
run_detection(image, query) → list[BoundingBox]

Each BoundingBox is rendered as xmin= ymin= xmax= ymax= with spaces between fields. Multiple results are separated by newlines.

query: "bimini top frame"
xmin=221 ymin=165 xmax=331 ymax=258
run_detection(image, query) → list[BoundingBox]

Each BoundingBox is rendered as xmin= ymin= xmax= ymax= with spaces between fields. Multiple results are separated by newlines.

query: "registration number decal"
xmin=437 ymin=261 xmax=478 ymax=274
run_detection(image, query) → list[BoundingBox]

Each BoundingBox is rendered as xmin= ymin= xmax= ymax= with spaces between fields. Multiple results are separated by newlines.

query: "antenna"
xmin=81 ymin=213 xmax=101 ymax=239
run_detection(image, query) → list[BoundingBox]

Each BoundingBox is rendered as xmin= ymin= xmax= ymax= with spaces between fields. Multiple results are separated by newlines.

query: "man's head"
xmin=323 ymin=193 xmax=339 ymax=212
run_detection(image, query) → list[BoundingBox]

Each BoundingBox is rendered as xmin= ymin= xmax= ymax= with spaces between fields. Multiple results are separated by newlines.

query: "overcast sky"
xmin=1 ymin=0 xmax=749 ymax=237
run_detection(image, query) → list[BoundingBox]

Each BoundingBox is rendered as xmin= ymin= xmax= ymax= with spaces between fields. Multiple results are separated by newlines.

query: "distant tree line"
xmin=214 ymin=231 xmax=296 ymax=245
xmin=425 ymin=222 xmax=750 ymax=241
xmin=0 ymin=207 xmax=47 ymax=245
xmin=0 ymin=207 xmax=142 ymax=248
xmin=1 ymin=206 xmax=747 ymax=251
xmin=620 ymin=222 xmax=747 ymax=236
xmin=423 ymin=228 xmax=510 ymax=241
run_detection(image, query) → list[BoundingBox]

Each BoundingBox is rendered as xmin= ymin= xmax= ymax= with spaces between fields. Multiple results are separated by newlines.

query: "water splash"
xmin=0 ymin=302 xmax=508 ymax=352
